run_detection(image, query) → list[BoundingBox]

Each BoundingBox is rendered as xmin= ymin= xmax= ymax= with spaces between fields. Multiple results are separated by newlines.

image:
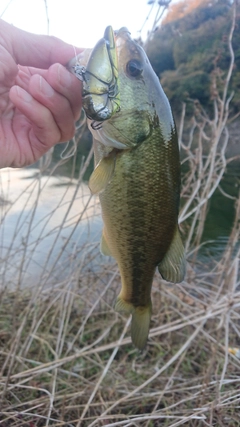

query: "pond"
xmin=200 ymin=160 xmax=240 ymax=260
xmin=0 ymin=168 xmax=109 ymax=291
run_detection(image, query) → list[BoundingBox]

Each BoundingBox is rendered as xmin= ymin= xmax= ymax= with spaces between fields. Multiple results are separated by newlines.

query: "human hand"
xmin=0 ymin=19 xmax=83 ymax=168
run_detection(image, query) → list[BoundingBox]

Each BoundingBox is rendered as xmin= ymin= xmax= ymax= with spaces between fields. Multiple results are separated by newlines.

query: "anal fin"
xmin=115 ymin=296 xmax=134 ymax=314
xmin=158 ymin=227 xmax=186 ymax=283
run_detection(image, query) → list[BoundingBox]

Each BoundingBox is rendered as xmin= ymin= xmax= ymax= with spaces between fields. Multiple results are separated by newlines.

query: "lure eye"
xmin=126 ymin=60 xmax=143 ymax=78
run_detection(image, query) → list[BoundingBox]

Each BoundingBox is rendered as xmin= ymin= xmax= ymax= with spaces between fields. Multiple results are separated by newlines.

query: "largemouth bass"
xmin=68 ymin=26 xmax=185 ymax=349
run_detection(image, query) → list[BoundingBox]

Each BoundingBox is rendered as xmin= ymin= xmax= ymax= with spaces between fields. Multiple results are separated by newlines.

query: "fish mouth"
xmin=115 ymin=27 xmax=131 ymax=37
xmin=114 ymin=27 xmax=133 ymax=52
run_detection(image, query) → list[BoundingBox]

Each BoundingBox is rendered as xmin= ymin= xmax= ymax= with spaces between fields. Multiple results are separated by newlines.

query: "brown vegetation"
xmin=0 ymin=1 xmax=239 ymax=426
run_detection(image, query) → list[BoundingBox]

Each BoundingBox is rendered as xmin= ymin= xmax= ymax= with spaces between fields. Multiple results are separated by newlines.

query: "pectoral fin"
xmin=158 ymin=227 xmax=186 ymax=283
xmin=100 ymin=229 xmax=113 ymax=257
xmin=88 ymin=155 xmax=115 ymax=194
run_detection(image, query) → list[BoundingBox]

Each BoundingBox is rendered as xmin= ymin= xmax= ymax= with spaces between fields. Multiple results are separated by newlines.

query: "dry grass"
xmin=0 ymin=237 xmax=240 ymax=426
xmin=0 ymin=127 xmax=239 ymax=426
xmin=0 ymin=2 xmax=240 ymax=426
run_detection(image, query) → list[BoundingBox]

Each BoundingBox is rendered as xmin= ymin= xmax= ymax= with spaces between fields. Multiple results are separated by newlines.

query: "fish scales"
xmin=68 ymin=26 xmax=186 ymax=350
xmin=99 ymin=130 xmax=180 ymax=306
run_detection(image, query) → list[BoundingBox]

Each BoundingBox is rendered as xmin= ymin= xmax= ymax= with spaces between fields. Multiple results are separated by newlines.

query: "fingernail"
xmin=39 ymin=75 xmax=54 ymax=97
xmin=16 ymin=86 xmax=32 ymax=102
xmin=58 ymin=64 xmax=71 ymax=87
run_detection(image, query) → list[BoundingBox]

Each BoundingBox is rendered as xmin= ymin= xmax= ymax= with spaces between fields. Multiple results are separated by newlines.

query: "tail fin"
xmin=115 ymin=297 xmax=151 ymax=350
xmin=131 ymin=306 xmax=151 ymax=350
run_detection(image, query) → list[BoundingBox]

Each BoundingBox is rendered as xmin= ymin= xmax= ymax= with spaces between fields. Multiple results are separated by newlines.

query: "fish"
xmin=68 ymin=26 xmax=186 ymax=350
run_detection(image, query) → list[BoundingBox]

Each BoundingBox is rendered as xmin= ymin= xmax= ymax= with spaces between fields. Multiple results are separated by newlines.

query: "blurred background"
xmin=1 ymin=0 xmax=161 ymax=46
xmin=0 ymin=1 xmax=240 ymax=426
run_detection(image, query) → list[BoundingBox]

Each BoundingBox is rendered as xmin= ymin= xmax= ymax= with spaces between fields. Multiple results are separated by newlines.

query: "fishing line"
xmin=72 ymin=44 xmax=78 ymax=64
xmin=61 ymin=47 xmax=87 ymax=161
xmin=60 ymin=112 xmax=87 ymax=160
xmin=60 ymin=137 xmax=77 ymax=160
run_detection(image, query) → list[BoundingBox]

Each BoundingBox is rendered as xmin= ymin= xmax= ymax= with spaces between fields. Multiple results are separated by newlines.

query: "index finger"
xmin=17 ymin=64 xmax=82 ymax=120
xmin=1 ymin=19 xmax=84 ymax=67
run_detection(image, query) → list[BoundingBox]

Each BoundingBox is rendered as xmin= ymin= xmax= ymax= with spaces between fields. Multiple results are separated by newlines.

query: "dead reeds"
xmin=0 ymin=2 xmax=239 ymax=426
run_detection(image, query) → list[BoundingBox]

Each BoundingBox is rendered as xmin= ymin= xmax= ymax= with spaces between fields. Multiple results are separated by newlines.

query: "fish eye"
xmin=126 ymin=60 xmax=143 ymax=78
